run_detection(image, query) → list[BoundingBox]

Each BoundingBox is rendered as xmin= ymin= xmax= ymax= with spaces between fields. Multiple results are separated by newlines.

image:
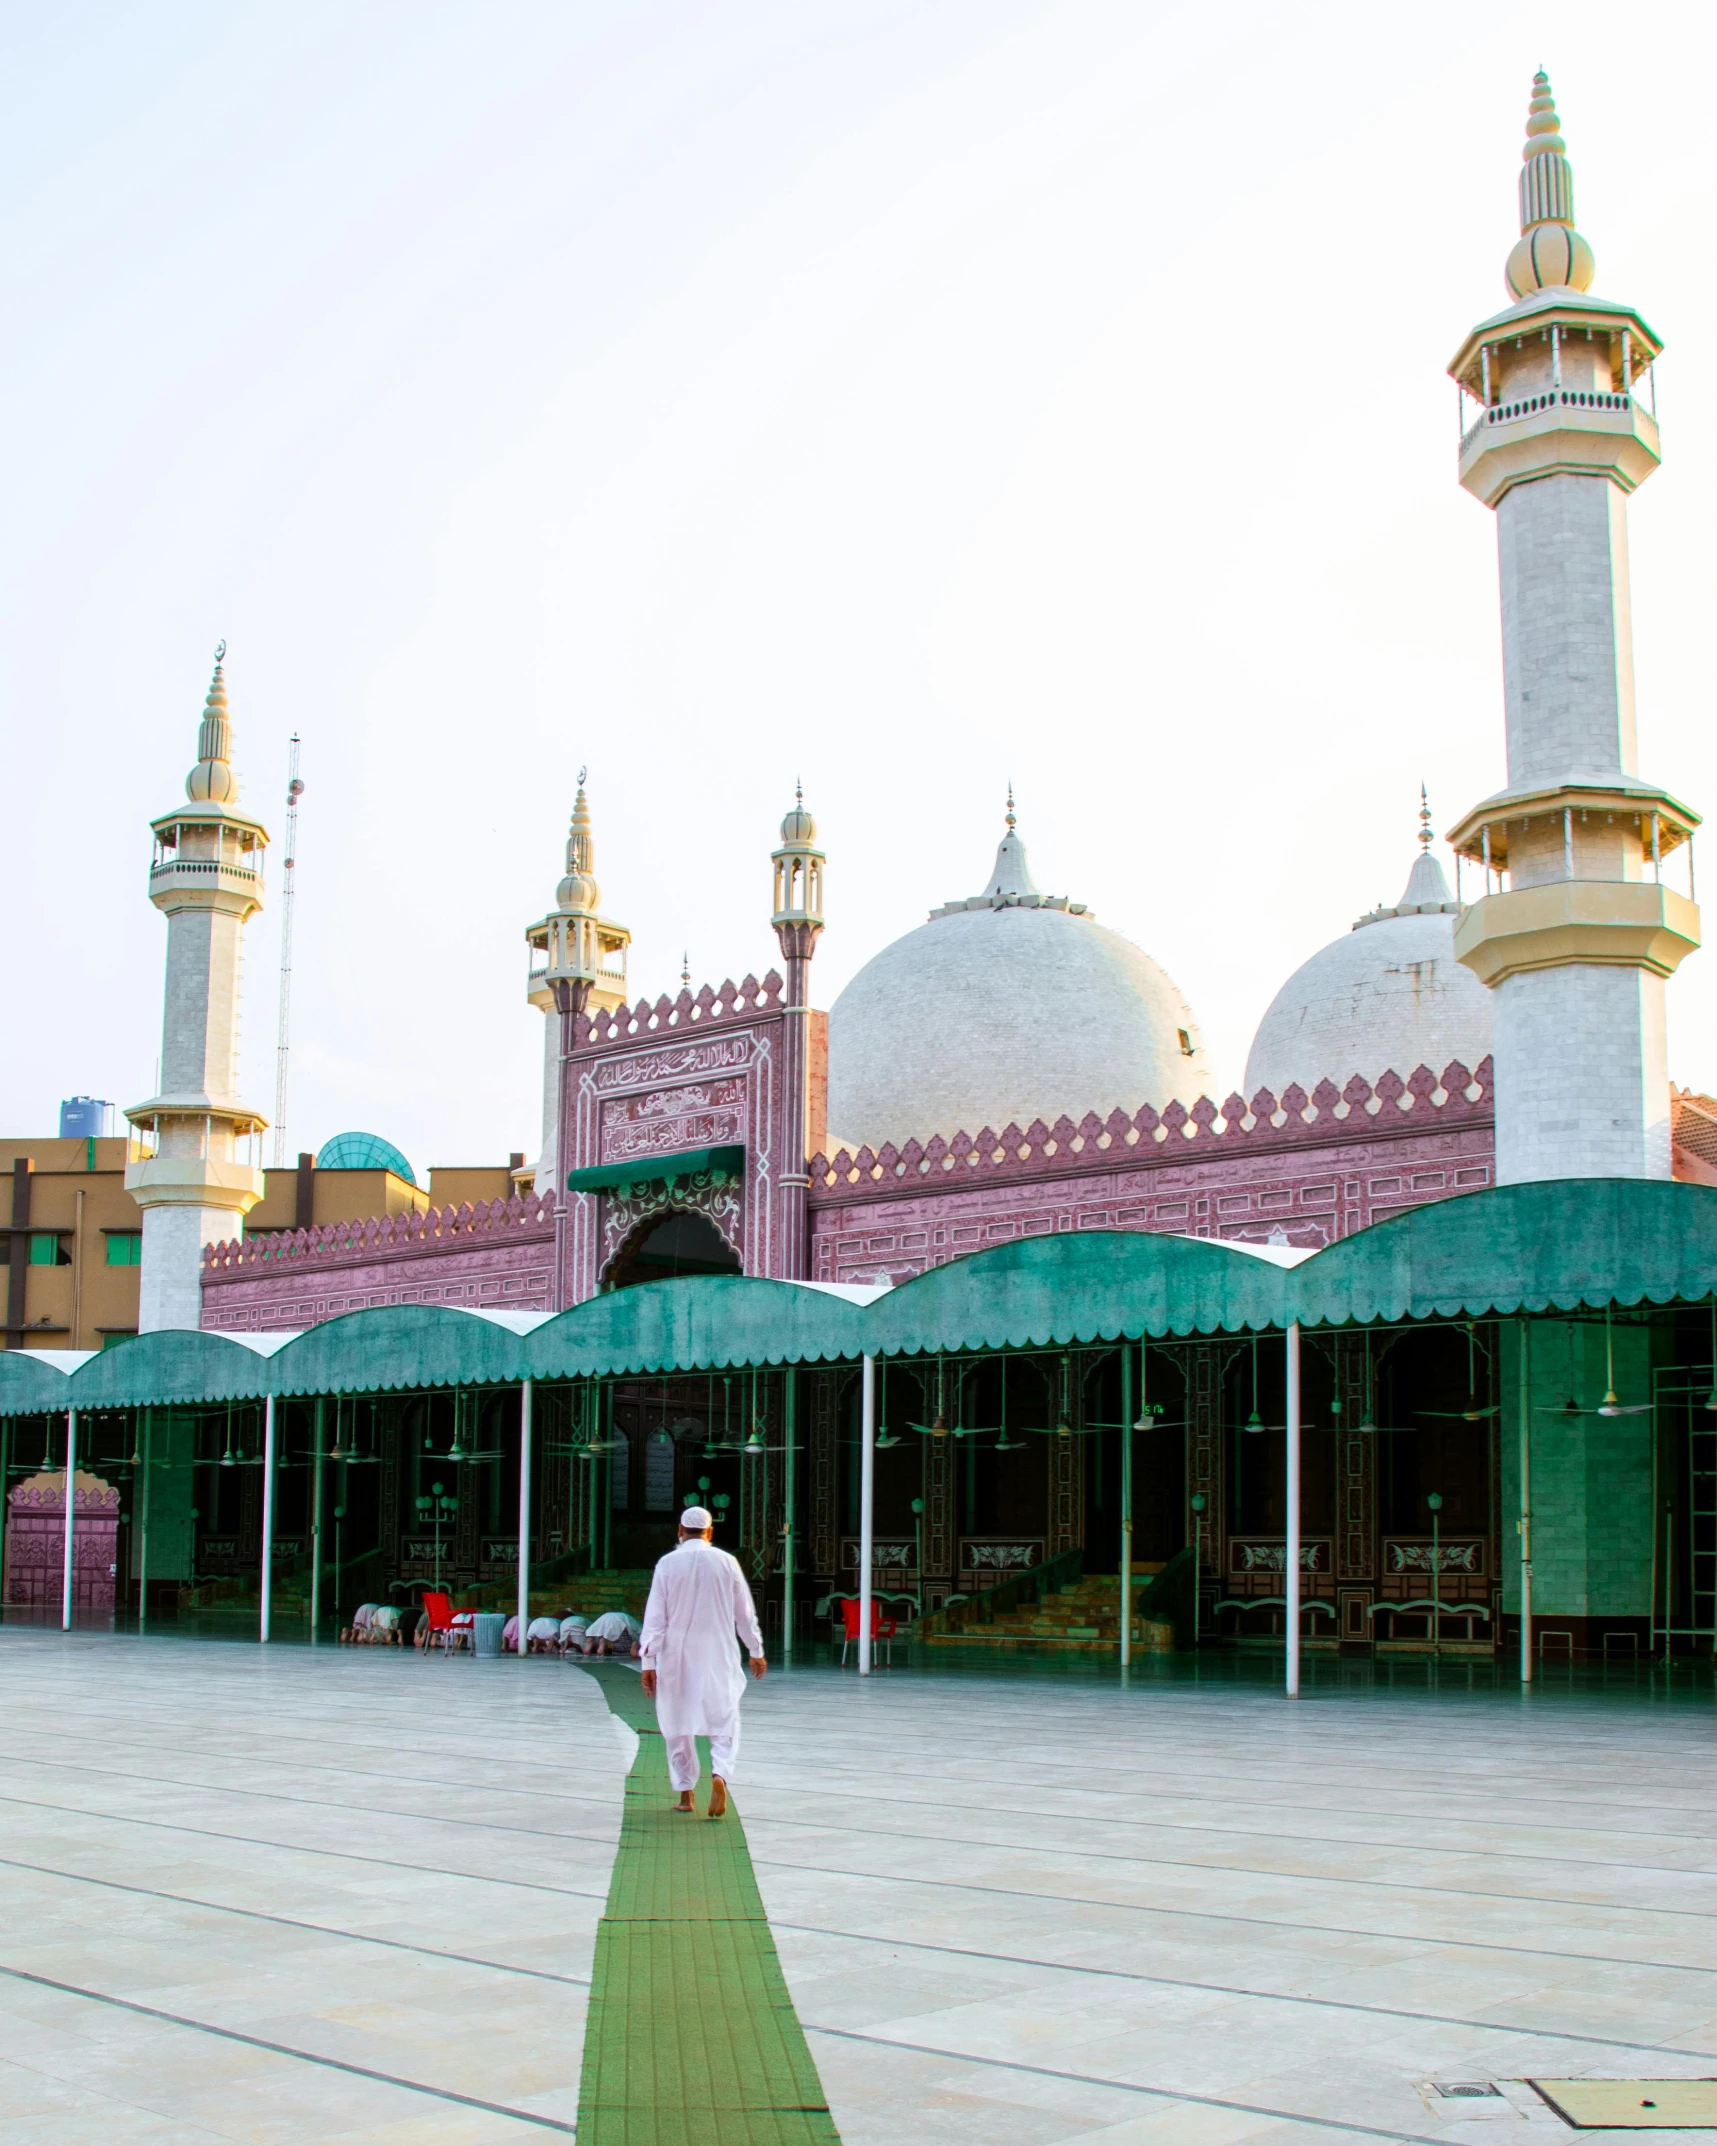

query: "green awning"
xmin=8 ymin=1180 xmax=1717 ymax=1416
xmin=566 ymin=1144 xmax=744 ymax=1194
xmin=528 ymin=1275 xmax=870 ymax=1379
xmin=1290 ymin=1177 xmax=1717 ymax=1327
xmin=870 ymin=1229 xmax=1290 ymax=1357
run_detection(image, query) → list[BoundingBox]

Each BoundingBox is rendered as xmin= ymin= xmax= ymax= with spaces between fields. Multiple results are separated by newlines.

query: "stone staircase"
xmin=924 ymin=1573 xmax=1173 ymax=1654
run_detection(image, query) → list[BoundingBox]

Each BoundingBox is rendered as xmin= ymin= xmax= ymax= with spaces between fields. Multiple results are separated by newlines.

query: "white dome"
xmin=1244 ymin=849 xmax=1492 ymax=1099
xmin=826 ymin=828 xmax=1210 ymax=1152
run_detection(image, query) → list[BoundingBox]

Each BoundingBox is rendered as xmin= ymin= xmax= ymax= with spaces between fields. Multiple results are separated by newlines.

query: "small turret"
xmin=526 ymin=772 xmax=631 ymax=1193
xmin=771 ymin=782 xmax=825 ymax=1004
xmin=527 ymin=771 xmax=631 ymax=1018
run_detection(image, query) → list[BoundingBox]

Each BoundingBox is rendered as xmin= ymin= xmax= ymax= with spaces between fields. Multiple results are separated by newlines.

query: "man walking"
xmin=638 ymin=1506 xmax=765 ymax=1818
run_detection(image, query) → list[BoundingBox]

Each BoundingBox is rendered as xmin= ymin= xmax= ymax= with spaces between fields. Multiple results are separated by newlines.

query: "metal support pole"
xmin=260 ymin=1396 xmax=276 ymax=1643
xmin=858 ymin=1354 xmax=876 ymax=1675
xmin=61 ymin=1408 xmax=77 ymax=1631
xmin=783 ymin=1368 xmax=797 ymax=1660
xmin=310 ymin=1398 xmax=324 ymax=1637
xmin=517 ymin=1380 xmax=533 ymax=1650
xmin=1120 ymin=1343 xmax=1134 ymax=1668
xmin=139 ymin=1407 xmax=152 ymax=1633
xmin=1285 ymin=1323 xmax=1301 ymax=1698
xmin=1519 ymin=1318 xmax=1533 ymax=1682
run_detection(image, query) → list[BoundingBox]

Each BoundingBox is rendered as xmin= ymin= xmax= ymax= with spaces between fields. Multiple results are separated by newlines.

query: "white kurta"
xmin=639 ymin=1539 xmax=764 ymax=1740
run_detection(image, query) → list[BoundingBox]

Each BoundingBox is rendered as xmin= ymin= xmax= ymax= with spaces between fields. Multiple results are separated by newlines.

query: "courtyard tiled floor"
xmin=2 ymin=1631 xmax=1716 ymax=2142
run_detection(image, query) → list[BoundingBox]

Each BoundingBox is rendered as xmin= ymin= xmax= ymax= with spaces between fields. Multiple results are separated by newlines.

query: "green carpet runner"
xmin=577 ymin=1665 xmax=841 ymax=2146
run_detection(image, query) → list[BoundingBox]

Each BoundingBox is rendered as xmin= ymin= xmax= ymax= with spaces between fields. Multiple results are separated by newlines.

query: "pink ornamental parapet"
xmin=576 ymin=972 xmax=786 ymax=1049
xmin=203 ymin=1187 xmax=557 ymax=1273
xmin=807 ymin=1059 xmax=1493 ymax=1202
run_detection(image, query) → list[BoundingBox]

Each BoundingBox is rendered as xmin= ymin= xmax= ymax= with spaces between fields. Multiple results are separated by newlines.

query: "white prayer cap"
xmin=680 ymin=1506 xmax=714 ymax=1531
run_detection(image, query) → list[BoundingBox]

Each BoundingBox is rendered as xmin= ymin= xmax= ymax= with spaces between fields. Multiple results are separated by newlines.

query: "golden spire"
xmin=186 ymin=640 xmax=239 ymax=805
xmin=1505 ymin=71 xmax=1594 ymax=299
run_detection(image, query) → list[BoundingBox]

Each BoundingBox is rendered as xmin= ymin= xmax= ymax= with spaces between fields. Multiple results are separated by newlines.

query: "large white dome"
xmin=826 ymin=826 xmax=1210 ymax=1152
xmin=1244 ymin=847 xmax=1492 ymax=1098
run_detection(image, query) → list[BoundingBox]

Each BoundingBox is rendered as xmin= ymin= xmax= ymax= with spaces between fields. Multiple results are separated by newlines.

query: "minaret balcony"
xmin=147 ymin=856 xmax=265 ymax=923
xmin=1454 ymin=878 xmax=1699 ymax=987
xmin=1458 ymin=388 xmax=1660 ymax=505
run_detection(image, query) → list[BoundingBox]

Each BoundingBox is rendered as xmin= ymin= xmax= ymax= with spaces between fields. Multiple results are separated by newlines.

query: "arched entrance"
xmin=605 ymin=1210 xmax=741 ymax=1291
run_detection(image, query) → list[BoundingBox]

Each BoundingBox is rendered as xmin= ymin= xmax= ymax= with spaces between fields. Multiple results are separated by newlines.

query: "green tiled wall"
xmin=1498 ymin=1318 xmax=1659 ymax=1616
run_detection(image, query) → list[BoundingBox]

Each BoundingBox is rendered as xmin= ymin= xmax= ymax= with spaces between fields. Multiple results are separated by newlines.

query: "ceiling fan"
xmin=1537 ymin=1309 xmax=1652 ymax=1417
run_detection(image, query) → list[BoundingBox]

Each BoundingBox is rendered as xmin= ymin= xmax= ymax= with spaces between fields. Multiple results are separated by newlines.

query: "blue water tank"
xmin=59 ymin=1097 xmax=111 ymax=1139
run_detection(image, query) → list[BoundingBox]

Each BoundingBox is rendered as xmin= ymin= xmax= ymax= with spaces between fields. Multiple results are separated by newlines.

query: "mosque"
xmin=8 ymin=75 xmax=1717 ymax=1665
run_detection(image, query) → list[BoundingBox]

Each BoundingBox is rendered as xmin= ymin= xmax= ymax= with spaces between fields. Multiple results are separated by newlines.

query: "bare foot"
xmin=675 ymin=1790 xmax=696 ymax=1813
xmin=707 ymin=1776 xmax=728 ymax=1819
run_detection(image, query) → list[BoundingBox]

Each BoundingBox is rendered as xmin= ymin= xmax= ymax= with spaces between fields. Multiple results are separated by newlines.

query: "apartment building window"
xmin=28 ymin=1233 xmax=69 ymax=1266
xmin=105 ymin=1233 xmax=144 ymax=1266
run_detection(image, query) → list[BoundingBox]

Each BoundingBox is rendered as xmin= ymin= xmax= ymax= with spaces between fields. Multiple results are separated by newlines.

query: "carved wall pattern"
xmin=201 ymin=1197 xmax=554 ymax=1333
xmin=1335 ymin=1339 xmax=1375 ymax=1584
xmin=1048 ymin=1434 xmax=1083 ymax=1558
xmin=1171 ymin=1342 xmax=1230 ymax=1606
xmin=599 ymin=1077 xmax=747 ymax=1164
xmin=598 ymin=1170 xmax=745 ymax=1277
xmin=566 ymin=980 xmax=787 ymax=1303
xmin=808 ymin=1062 xmax=1495 ymax=1284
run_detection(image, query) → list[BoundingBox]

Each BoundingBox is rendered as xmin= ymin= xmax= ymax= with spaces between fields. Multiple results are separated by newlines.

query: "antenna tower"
xmin=272 ymin=736 xmax=305 ymax=1167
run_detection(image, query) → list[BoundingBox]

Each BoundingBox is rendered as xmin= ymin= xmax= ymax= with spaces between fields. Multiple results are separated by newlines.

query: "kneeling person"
xmin=582 ymin=1610 xmax=640 ymax=1657
xmin=638 ymin=1507 xmax=765 ymax=1818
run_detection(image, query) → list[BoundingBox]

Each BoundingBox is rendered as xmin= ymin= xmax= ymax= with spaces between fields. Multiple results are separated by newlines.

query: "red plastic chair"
xmin=420 ymin=1591 xmax=460 ymax=1657
xmin=838 ymin=1597 xmax=898 ymax=1667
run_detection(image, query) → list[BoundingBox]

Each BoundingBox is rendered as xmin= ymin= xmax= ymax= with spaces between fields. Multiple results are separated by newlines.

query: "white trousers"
xmin=664 ymin=1726 xmax=738 ymax=1793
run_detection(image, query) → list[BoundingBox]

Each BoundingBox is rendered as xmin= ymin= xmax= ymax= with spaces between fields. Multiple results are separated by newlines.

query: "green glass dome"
xmin=314 ymin=1131 xmax=416 ymax=1185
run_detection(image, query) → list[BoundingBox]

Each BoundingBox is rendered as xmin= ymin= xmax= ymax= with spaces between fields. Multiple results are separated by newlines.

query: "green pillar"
xmin=1499 ymin=1317 xmax=1660 ymax=1632
xmin=137 ymin=1407 xmax=198 ymax=1586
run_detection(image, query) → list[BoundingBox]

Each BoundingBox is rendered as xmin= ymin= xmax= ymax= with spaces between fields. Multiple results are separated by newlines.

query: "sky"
xmin=6 ymin=0 xmax=1716 ymax=1180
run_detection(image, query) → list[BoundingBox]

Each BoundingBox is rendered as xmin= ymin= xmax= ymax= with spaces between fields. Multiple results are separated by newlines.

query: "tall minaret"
xmin=771 ymin=787 xmax=826 ymax=1277
xmin=1447 ymin=73 xmax=1700 ymax=1182
xmin=526 ymin=773 xmax=630 ymax=1193
xmin=125 ymin=649 xmax=270 ymax=1329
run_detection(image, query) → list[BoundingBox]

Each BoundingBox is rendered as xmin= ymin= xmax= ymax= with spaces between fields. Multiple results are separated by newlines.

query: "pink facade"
xmin=202 ymin=999 xmax=1497 ymax=1328
xmin=808 ymin=1060 xmax=1496 ymax=1284
xmin=552 ymin=972 xmax=823 ymax=1303
xmin=204 ymin=1191 xmax=556 ymax=1331
xmin=4 ymin=1470 xmax=121 ymax=1611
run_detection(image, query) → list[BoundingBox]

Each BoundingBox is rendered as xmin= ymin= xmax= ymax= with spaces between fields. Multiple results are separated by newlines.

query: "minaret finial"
xmin=1418 ymin=783 xmax=1433 ymax=851
xmin=557 ymin=768 xmax=600 ymax=914
xmin=1505 ymin=69 xmax=1594 ymax=297
xmin=187 ymin=643 xmax=238 ymax=804
xmin=680 ymin=950 xmax=691 ymax=990
xmin=1005 ymin=781 xmax=1016 ymax=834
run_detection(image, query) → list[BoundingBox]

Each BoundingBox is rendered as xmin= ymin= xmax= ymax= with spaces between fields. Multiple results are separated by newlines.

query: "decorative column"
xmin=808 ymin=1367 xmax=841 ymax=1584
xmin=1182 ymin=1343 xmax=1227 ymax=1620
xmin=770 ymin=788 xmax=826 ymax=1282
xmin=921 ymin=1407 xmax=954 ymax=1599
xmin=1335 ymin=1338 xmax=1375 ymax=1649
xmin=126 ymin=650 xmax=270 ymax=1330
xmin=1447 ymin=74 xmax=1699 ymax=1181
